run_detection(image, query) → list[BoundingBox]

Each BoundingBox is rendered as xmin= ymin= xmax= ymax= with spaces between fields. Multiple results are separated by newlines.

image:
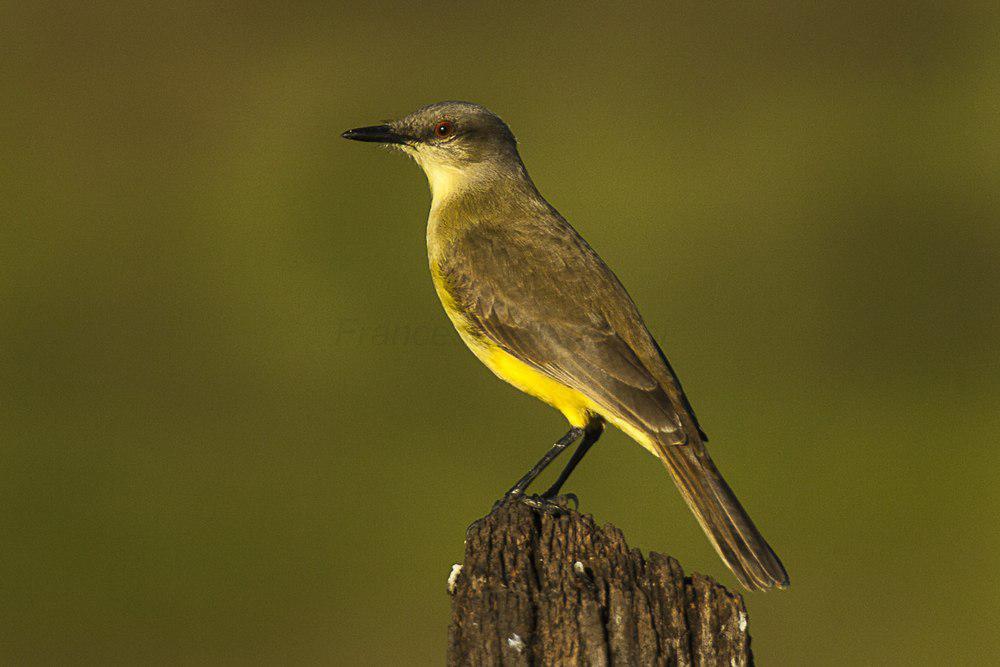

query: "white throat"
xmin=405 ymin=148 xmax=480 ymax=209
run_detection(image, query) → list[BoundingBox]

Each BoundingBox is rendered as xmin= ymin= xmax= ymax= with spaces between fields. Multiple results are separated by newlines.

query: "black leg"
xmin=507 ymin=426 xmax=584 ymax=496
xmin=541 ymin=419 xmax=604 ymax=498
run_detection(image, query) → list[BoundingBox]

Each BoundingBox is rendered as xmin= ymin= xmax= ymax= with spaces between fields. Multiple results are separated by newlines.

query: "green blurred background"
xmin=3 ymin=1 xmax=998 ymax=664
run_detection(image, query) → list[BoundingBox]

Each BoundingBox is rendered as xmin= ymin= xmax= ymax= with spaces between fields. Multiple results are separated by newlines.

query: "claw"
xmin=472 ymin=492 xmax=579 ymax=536
xmin=548 ymin=492 xmax=579 ymax=511
xmin=517 ymin=493 xmax=573 ymax=515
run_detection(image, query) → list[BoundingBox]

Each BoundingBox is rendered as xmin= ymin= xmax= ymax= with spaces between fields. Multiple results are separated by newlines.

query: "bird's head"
xmin=342 ymin=101 xmax=523 ymax=200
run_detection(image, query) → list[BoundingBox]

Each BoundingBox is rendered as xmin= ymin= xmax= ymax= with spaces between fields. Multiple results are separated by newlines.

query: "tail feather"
xmin=654 ymin=437 xmax=789 ymax=590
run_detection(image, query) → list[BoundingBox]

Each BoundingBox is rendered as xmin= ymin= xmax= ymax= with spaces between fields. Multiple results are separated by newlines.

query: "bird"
xmin=342 ymin=101 xmax=788 ymax=590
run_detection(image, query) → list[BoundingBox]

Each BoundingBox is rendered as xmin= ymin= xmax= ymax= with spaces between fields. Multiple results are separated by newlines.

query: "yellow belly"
xmin=471 ymin=337 xmax=659 ymax=453
xmin=479 ymin=343 xmax=594 ymax=427
xmin=430 ymin=260 xmax=658 ymax=452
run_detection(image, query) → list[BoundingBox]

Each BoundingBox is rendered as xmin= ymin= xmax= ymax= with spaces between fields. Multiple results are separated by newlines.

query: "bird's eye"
xmin=434 ymin=121 xmax=453 ymax=138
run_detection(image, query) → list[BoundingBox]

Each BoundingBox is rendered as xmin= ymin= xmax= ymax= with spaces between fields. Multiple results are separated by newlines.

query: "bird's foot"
xmin=552 ymin=492 xmax=579 ymax=508
xmin=543 ymin=492 xmax=579 ymax=511
xmin=498 ymin=491 xmax=579 ymax=515
xmin=467 ymin=493 xmax=580 ymax=540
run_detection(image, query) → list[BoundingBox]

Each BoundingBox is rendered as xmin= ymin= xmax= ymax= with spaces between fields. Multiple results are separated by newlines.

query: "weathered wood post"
xmin=447 ymin=500 xmax=753 ymax=666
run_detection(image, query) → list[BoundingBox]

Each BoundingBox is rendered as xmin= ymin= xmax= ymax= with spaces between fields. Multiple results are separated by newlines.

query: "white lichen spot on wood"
xmin=447 ymin=563 xmax=462 ymax=594
xmin=507 ymin=633 xmax=525 ymax=653
xmin=738 ymin=611 xmax=747 ymax=632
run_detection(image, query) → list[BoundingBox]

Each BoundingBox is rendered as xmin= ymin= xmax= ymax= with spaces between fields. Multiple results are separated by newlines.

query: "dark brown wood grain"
xmin=447 ymin=500 xmax=753 ymax=666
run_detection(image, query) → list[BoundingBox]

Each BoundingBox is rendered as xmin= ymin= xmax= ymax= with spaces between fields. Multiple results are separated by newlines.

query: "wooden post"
xmin=447 ymin=500 xmax=753 ymax=666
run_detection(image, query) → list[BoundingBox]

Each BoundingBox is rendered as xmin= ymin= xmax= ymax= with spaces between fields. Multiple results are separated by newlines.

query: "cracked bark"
xmin=447 ymin=501 xmax=753 ymax=666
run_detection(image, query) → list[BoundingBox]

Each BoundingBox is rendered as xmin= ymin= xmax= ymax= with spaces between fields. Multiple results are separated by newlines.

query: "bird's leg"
xmin=507 ymin=426 xmax=584 ymax=495
xmin=493 ymin=426 xmax=585 ymax=514
xmin=541 ymin=420 xmax=604 ymax=499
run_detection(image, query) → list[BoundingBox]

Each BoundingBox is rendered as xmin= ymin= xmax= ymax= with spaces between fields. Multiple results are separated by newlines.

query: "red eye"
xmin=434 ymin=121 xmax=453 ymax=137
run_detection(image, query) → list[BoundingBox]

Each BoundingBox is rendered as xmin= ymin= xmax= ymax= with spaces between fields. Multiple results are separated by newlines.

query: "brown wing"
xmin=438 ymin=219 xmax=702 ymax=445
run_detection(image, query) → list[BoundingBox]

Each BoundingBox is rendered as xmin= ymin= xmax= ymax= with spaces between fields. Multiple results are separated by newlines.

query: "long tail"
xmin=653 ymin=436 xmax=789 ymax=590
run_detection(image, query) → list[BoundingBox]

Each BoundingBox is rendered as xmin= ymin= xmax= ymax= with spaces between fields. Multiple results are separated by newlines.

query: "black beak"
xmin=341 ymin=124 xmax=407 ymax=144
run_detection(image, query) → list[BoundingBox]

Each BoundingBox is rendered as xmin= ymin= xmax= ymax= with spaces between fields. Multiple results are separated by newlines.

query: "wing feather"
xmin=438 ymin=221 xmax=694 ymax=444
